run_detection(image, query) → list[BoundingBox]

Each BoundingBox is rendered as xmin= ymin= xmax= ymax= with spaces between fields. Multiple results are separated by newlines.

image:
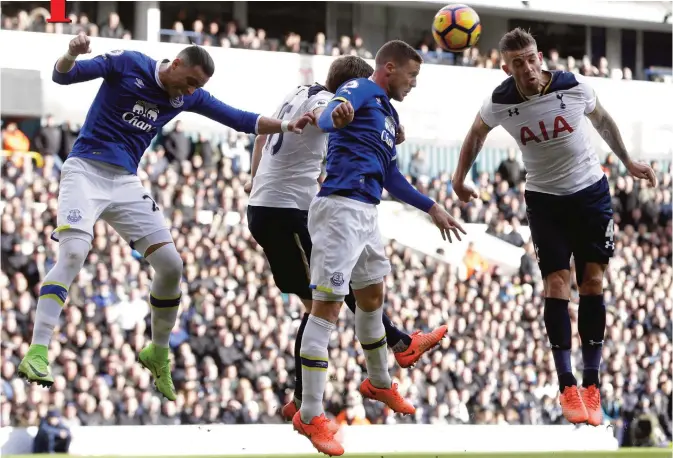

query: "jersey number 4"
xmin=266 ymin=103 xmax=293 ymax=155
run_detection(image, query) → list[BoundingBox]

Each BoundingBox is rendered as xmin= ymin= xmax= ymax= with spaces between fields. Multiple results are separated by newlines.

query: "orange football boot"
xmin=360 ymin=378 xmax=415 ymax=415
xmin=394 ymin=325 xmax=448 ymax=368
xmin=281 ymin=399 xmax=299 ymax=421
xmin=284 ymin=400 xmax=339 ymax=434
xmin=559 ymin=385 xmax=589 ymax=424
xmin=580 ymin=385 xmax=603 ymax=426
xmin=292 ymin=412 xmax=344 ymax=457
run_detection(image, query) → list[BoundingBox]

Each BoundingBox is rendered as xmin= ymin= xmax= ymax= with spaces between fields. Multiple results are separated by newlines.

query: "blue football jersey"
xmin=53 ymin=50 xmax=261 ymax=174
xmin=318 ymin=78 xmax=400 ymax=204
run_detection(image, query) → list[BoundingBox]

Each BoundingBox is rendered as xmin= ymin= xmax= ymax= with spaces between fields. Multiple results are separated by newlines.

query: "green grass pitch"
xmin=5 ymin=450 xmax=672 ymax=458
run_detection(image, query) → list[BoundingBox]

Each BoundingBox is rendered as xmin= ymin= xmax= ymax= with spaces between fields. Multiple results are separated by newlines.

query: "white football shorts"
xmin=308 ymin=195 xmax=391 ymax=299
xmin=54 ymin=157 xmax=169 ymax=247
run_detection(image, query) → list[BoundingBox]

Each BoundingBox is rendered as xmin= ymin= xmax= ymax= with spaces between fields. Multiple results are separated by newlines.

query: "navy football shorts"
xmin=525 ymin=175 xmax=614 ymax=284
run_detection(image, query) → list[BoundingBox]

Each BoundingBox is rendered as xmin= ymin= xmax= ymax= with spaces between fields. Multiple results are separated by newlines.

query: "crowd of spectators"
xmin=1 ymin=119 xmax=671 ymax=449
xmin=2 ymin=7 xmax=669 ymax=83
xmin=2 ymin=9 xmax=132 ymax=40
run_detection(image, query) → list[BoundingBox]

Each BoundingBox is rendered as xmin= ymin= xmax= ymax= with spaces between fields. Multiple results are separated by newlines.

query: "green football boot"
xmin=18 ymin=344 xmax=54 ymax=388
xmin=138 ymin=343 xmax=176 ymax=401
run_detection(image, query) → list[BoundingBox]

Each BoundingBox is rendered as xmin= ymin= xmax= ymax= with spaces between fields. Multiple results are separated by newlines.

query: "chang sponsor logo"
xmin=380 ymin=115 xmax=396 ymax=149
xmin=122 ymin=100 xmax=159 ymax=132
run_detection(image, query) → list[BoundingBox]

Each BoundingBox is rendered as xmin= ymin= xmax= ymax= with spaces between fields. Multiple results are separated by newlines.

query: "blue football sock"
xmin=579 ymin=294 xmax=606 ymax=387
xmin=544 ymin=297 xmax=577 ymax=390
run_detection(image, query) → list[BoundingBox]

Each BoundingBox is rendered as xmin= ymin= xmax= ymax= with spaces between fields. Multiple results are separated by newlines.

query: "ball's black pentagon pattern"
xmin=432 ymin=4 xmax=481 ymax=53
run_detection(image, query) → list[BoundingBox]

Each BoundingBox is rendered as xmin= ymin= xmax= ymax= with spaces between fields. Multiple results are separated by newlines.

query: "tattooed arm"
xmin=586 ymin=98 xmax=632 ymax=166
xmin=586 ymin=98 xmax=657 ymax=186
xmin=452 ymin=112 xmax=493 ymax=202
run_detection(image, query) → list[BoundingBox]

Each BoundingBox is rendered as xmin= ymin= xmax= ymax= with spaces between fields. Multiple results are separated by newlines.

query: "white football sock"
xmin=355 ymin=306 xmax=391 ymax=389
xmin=145 ymin=244 xmax=183 ymax=348
xmin=299 ymin=315 xmax=334 ymax=423
xmin=32 ymin=237 xmax=90 ymax=346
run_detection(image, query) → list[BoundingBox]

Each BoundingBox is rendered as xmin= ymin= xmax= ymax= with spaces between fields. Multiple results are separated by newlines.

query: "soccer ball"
xmin=432 ymin=4 xmax=481 ymax=52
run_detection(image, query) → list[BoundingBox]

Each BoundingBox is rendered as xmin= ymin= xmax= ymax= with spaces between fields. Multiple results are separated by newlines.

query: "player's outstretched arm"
xmin=587 ymin=98 xmax=657 ymax=186
xmin=52 ymin=32 xmax=115 ymax=85
xmin=451 ymin=112 xmax=492 ymax=202
xmin=189 ymin=92 xmax=313 ymax=135
xmin=384 ymin=160 xmax=466 ymax=242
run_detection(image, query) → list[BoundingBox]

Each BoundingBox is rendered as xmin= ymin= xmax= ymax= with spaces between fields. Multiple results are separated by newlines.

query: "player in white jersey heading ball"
xmin=246 ymin=55 xmax=448 ymax=423
xmin=452 ymin=28 xmax=657 ymax=427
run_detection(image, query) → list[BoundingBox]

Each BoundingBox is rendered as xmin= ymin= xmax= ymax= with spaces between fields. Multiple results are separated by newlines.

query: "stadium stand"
xmin=1 ymin=1 xmax=672 ymax=453
xmin=1 ymin=7 xmax=669 ymax=83
xmin=1 ymin=120 xmax=671 ymax=447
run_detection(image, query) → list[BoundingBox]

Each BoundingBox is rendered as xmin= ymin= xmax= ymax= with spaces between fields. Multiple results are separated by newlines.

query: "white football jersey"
xmin=480 ymin=71 xmax=604 ymax=195
xmin=249 ymin=84 xmax=331 ymax=210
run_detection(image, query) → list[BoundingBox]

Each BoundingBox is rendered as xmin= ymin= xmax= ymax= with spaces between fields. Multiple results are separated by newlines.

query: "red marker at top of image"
xmin=47 ymin=0 xmax=72 ymax=23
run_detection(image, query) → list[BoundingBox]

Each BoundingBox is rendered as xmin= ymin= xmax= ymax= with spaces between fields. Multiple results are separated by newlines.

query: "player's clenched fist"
xmin=69 ymin=32 xmax=92 ymax=56
xmin=451 ymin=178 xmax=479 ymax=203
xmin=332 ymin=101 xmax=354 ymax=129
xmin=428 ymin=204 xmax=467 ymax=243
xmin=289 ymin=112 xmax=315 ymax=134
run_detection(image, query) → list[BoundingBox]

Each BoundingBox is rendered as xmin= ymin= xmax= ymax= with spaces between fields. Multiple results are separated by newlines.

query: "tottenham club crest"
xmin=67 ymin=209 xmax=82 ymax=223
xmin=330 ymin=272 xmax=345 ymax=287
xmin=170 ymin=96 xmax=184 ymax=108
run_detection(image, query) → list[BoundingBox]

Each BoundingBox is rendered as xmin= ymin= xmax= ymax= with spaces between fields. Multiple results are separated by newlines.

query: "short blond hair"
xmin=499 ymin=28 xmax=537 ymax=54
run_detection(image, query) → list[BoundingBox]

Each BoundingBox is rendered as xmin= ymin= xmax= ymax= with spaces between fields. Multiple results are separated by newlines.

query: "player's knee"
xmin=58 ymin=235 xmax=91 ymax=271
xmin=580 ymin=270 xmax=603 ymax=296
xmin=311 ymin=299 xmax=342 ymax=323
xmin=544 ymin=270 xmax=570 ymax=299
xmin=352 ymin=280 xmax=384 ymax=312
xmin=147 ymin=244 xmax=183 ymax=283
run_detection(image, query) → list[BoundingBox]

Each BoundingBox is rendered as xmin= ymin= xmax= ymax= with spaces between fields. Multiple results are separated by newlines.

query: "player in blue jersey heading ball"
xmin=18 ymin=32 xmax=312 ymax=400
xmin=291 ymin=40 xmax=466 ymax=456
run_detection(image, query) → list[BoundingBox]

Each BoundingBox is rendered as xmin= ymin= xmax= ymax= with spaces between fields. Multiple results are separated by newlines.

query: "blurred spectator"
xmin=2 ymin=122 xmax=30 ymax=153
xmin=192 ymin=19 xmax=205 ymax=45
xmin=409 ymin=149 xmax=429 ymax=186
xmin=169 ymin=21 xmax=190 ymax=45
xmin=496 ymin=148 xmax=522 ymax=188
xmin=162 ymin=120 xmax=191 ymax=163
xmin=34 ymin=115 xmax=63 ymax=161
xmin=33 ymin=409 xmax=72 ymax=454
xmin=100 ymin=12 xmax=125 ymax=40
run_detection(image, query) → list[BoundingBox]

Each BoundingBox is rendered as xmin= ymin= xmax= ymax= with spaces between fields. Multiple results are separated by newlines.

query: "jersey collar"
xmin=515 ymin=70 xmax=555 ymax=101
xmin=154 ymin=59 xmax=170 ymax=90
